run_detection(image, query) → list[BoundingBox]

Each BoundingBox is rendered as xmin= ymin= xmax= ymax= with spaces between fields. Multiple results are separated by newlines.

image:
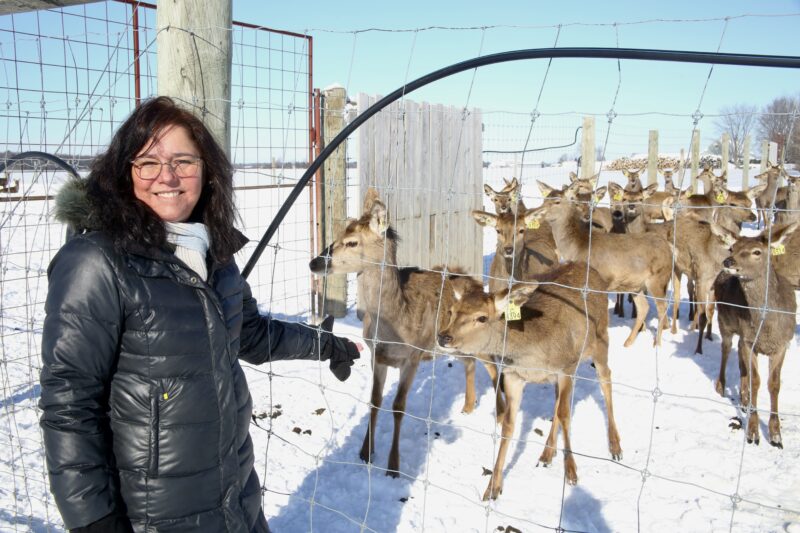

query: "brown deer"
xmin=753 ymin=164 xmax=788 ymax=228
xmin=484 ymin=177 xmax=525 ymax=215
xmin=529 ymin=181 xmax=672 ymax=347
xmin=713 ymin=222 xmax=798 ymax=448
xmin=641 ymin=169 xmax=679 ymax=223
xmin=621 ymin=166 xmax=646 ymax=194
xmin=538 ymin=175 xmax=613 ymax=233
xmin=437 ymin=262 xmax=621 ymax=499
xmin=472 ymin=210 xmax=558 ymax=293
xmin=774 ymin=173 xmax=800 ymax=226
xmin=309 ymin=188 xmax=502 ymax=476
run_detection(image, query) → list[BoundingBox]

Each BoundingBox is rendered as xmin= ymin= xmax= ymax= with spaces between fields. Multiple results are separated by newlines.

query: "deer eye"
xmin=345 ymin=241 xmax=358 ymax=248
xmin=752 ymin=249 xmax=762 ymax=256
xmin=518 ymin=228 xmax=525 ymax=234
xmin=476 ymin=315 xmax=488 ymax=323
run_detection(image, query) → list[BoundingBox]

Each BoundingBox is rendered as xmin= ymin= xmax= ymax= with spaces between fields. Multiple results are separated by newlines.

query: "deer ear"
xmin=569 ymin=171 xmax=578 ymax=182
xmin=509 ymin=177 xmax=519 ymax=189
xmin=484 ymin=183 xmax=496 ymax=196
xmin=622 ymin=169 xmax=631 ymax=178
xmin=643 ymin=183 xmax=659 ymax=198
xmin=746 ymin=183 xmax=768 ymax=200
xmin=472 ymin=210 xmax=498 ymax=228
xmin=364 ymin=187 xmax=381 ymax=212
xmin=661 ymin=196 xmax=675 ymax=221
xmin=523 ymin=207 xmax=544 ymax=227
xmin=594 ymin=186 xmax=608 ymax=203
xmin=588 ymin=174 xmax=599 ymax=188
xmin=509 ymin=282 xmax=539 ymax=306
xmin=768 ymin=221 xmax=800 ymax=248
xmin=369 ymin=201 xmax=388 ymax=236
xmin=710 ymin=217 xmax=737 ymax=247
xmin=537 ymin=180 xmax=556 ymax=197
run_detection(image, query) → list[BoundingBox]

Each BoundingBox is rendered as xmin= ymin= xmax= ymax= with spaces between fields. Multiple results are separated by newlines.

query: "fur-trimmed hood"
xmin=53 ymin=176 xmax=98 ymax=233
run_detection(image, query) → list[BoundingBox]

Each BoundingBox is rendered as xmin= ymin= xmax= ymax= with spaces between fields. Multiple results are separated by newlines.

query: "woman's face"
xmin=131 ymin=125 xmax=204 ymax=223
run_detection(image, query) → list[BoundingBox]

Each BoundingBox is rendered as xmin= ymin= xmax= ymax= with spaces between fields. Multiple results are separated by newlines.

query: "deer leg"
xmin=623 ymin=292 xmax=649 ymax=347
xmin=694 ymin=311 xmax=707 ymax=355
xmin=629 ymin=293 xmax=637 ymax=319
xmin=647 ymin=277 xmax=669 ymax=347
xmin=538 ymin=381 xmax=561 ymax=467
xmin=483 ymin=373 xmax=524 ymax=501
xmin=687 ymin=278 xmax=696 ymax=324
xmin=461 ymin=357 xmax=477 ymax=414
xmin=555 ymin=374 xmax=578 ymax=485
xmin=738 ymin=340 xmax=761 ymax=445
xmin=715 ymin=332 xmax=732 ymax=396
xmin=614 ymin=293 xmax=624 ymax=317
xmin=386 ymin=356 xmax=421 ymax=477
xmin=670 ymin=272 xmax=681 ymax=334
xmin=360 ymin=362 xmax=388 ymax=464
xmin=704 ymin=301 xmax=715 ymax=340
xmin=591 ymin=355 xmax=622 ymax=461
xmin=767 ymin=350 xmax=786 ymax=448
xmin=478 ymin=355 xmax=506 ymax=422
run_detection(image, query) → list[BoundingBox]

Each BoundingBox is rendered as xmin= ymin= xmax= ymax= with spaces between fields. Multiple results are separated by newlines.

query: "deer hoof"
xmin=714 ymin=380 xmax=725 ymax=397
xmin=611 ymin=451 xmax=622 ymax=461
xmin=385 ymin=469 xmax=400 ymax=478
xmin=482 ymin=484 xmax=502 ymax=501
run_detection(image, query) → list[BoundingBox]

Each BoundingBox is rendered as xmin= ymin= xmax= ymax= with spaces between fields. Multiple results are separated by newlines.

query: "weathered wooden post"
xmin=761 ymin=139 xmax=771 ymax=171
xmin=647 ymin=130 xmax=658 ymax=186
xmin=319 ymin=86 xmax=348 ymax=317
xmin=581 ymin=116 xmax=596 ymax=179
xmin=157 ymin=0 xmax=232 ymax=154
xmin=742 ymin=135 xmax=751 ymax=190
xmin=721 ymin=132 xmax=730 ymax=177
xmin=691 ymin=129 xmax=701 ymax=193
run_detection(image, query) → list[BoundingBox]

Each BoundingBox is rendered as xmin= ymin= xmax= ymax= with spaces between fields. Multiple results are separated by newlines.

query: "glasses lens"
xmin=172 ymin=158 xmax=200 ymax=177
xmin=134 ymin=159 xmax=162 ymax=180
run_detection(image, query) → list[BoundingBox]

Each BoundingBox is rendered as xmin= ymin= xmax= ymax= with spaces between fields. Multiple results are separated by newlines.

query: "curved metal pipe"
xmin=242 ymin=47 xmax=800 ymax=278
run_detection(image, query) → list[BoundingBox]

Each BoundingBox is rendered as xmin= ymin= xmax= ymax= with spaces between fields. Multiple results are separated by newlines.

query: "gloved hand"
xmin=319 ymin=315 xmax=361 ymax=382
xmin=71 ymin=512 xmax=133 ymax=533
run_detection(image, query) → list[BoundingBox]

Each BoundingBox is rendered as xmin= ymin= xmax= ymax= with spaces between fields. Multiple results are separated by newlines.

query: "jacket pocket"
xmin=148 ymin=387 xmax=160 ymax=477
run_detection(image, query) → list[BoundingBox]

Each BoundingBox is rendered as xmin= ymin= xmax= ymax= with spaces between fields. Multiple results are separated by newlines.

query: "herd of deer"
xmin=308 ymin=163 xmax=799 ymax=502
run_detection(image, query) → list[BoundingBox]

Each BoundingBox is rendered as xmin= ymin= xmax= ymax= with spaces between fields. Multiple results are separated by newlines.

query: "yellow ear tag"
xmin=771 ymin=243 xmax=786 ymax=256
xmin=526 ymin=219 xmax=540 ymax=229
xmin=506 ymin=302 xmax=522 ymax=321
xmin=715 ymin=192 xmax=726 ymax=203
xmin=510 ymin=191 xmax=518 ymax=203
xmin=613 ymin=192 xmax=623 ymax=201
xmin=377 ymin=221 xmax=387 ymax=233
xmin=162 ymin=392 xmax=169 ymax=400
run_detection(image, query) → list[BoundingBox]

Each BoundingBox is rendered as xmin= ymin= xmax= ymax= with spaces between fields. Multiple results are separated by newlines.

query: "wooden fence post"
xmin=761 ymin=139 xmax=771 ymax=171
xmin=320 ymin=87 xmax=348 ymax=317
xmin=581 ymin=116 xmax=596 ymax=178
xmin=721 ymin=132 xmax=730 ymax=177
xmin=691 ymin=129 xmax=701 ymax=194
xmin=647 ymin=130 xmax=658 ymax=186
xmin=157 ymin=0 xmax=232 ymax=154
xmin=742 ymin=135 xmax=751 ymax=190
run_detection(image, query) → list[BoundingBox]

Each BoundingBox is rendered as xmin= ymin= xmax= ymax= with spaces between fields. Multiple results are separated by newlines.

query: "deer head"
xmin=722 ymin=222 xmax=799 ymax=281
xmin=484 ymin=178 xmax=520 ymax=214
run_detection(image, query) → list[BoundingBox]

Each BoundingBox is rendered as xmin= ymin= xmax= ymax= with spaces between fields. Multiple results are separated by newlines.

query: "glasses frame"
xmin=130 ymin=156 xmax=203 ymax=180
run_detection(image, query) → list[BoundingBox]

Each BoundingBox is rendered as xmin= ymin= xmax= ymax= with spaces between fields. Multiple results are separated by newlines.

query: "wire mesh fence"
xmin=1 ymin=4 xmax=800 ymax=533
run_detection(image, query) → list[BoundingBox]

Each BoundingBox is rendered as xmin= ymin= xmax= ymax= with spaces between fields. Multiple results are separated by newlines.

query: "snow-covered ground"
xmin=2 ymin=164 xmax=799 ymax=532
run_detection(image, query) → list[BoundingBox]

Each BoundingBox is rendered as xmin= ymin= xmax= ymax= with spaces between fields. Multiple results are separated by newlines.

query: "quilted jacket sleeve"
xmin=39 ymin=236 xmax=124 ymax=530
xmin=238 ymin=278 xmax=328 ymax=365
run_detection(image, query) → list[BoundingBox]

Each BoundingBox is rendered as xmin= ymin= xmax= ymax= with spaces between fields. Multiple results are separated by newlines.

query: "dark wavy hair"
xmin=86 ymin=96 xmax=240 ymax=262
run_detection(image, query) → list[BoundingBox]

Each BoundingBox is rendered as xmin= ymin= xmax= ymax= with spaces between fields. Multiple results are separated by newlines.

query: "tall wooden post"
xmin=742 ymin=135 xmax=751 ymax=190
xmin=721 ymin=132 xmax=730 ymax=177
xmin=320 ymin=87 xmax=348 ymax=317
xmin=761 ymin=139 xmax=771 ymax=171
xmin=647 ymin=130 xmax=658 ymax=186
xmin=581 ymin=116 xmax=596 ymax=179
xmin=157 ymin=0 xmax=232 ymax=154
xmin=690 ymin=129 xmax=701 ymax=194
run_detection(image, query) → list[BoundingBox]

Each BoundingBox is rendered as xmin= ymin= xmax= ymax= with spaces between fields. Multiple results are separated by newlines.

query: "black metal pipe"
xmin=242 ymin=46 xmax=800 ymax=278
xmin=0 ymin=150 xmax=81 ymax=178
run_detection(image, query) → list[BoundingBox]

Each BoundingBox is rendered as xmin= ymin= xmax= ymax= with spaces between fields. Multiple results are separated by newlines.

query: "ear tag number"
xmin=715 ymin=192 xmax=726 ymax=203
xmin=613 ymin=192 xmax=623 ymax=201
xmin=506 ymin=302 xmax=522 ymax=321
xmin=526 ymin=219 xmax=540 ymax=229
xmin=771 ymin=243 xmax=786 ymax=256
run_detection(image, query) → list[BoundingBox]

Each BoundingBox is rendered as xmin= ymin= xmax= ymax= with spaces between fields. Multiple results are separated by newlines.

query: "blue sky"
xmin=232 ymin=1 xmax=800 ymax=158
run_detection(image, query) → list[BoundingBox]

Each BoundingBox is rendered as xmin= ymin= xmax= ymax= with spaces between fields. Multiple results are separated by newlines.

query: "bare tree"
xmin=715 ymin=103 xmax=757 ymax=164
xmin=758 ymin=95 xmax=800 ymax=163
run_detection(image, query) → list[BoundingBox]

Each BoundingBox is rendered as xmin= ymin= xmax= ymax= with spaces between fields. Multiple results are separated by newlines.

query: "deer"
xmin=753 ymin=164 xmax=789 ymax=228
xmin=774 ymin=173 xmax=800 ymax=226
xmin=308 ymin=188 xmax=503 ymax=477
xmin=621 ymin=166 xmax=646 ymax=194
xmin=472 ymin=210 xmax=558 ymax=293
xmin=538 ymin=174 xmax=613 ymax=233
xmin=640 ymin=168 xmax=680 ymax=223
xmin=713 ymin=221 xmax=798 ymax=448
xmin=436 ymin=262 xmax=621 ymax=499
xmin=484 ymin=177 xmax=526 ymax=215
xmin=528 ymin=180 xmax=673 ymax=347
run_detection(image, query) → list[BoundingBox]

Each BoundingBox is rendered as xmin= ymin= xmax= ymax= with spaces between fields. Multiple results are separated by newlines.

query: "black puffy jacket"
xmin=40 ymin=185 xmax=333 ymax=532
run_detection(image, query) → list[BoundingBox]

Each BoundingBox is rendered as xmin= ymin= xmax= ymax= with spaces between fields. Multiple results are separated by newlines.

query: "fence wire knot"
xmin=641 ymin=468 xmax=651 ymax=482
xmin=652 ymin=387 xmax=662 ymax=402
xmin=461 ymin=107 xmax=470 ymax=121
xmin=530 ymin=110 xmax=541 ymax=123
xmin=730 ymin=493 xmax=742 ymax=507
xmin=287 ymin=102 xmax=295 ymax=115
xmin=606 ymin=109 xmax=617 ymax=123
xmin=692 ymin=109 xmax=704 ymax=125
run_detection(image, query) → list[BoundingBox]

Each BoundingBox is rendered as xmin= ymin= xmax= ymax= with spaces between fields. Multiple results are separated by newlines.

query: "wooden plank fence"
xmin=356 ymin=93 xmax=483 ymax=277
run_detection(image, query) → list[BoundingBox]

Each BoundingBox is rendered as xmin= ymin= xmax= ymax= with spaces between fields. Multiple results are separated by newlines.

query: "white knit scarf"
xmin=164 ymin=221 xmax=210 ymax=281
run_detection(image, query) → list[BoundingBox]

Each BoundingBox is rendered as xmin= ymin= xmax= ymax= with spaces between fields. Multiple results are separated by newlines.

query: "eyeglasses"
xmin=131 ymin=156 xmax=203 ymax=180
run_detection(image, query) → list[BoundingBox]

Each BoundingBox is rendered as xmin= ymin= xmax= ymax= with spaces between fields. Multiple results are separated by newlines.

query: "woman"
xmin=39 ymin=96 xmax=359 ymax=533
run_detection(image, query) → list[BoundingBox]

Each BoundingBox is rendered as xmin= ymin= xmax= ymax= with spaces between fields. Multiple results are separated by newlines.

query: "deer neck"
xmin=546 ymin=206 xmax=588 ymax=262
xmin=739 ymin=267 xmax=781 ymax=313
xmin=359 ymin=260 xmax=407 ymax=317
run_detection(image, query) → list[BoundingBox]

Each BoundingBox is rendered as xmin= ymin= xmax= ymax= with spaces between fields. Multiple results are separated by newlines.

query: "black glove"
xmin=319 ymin=315 xmax=360 ymax=382
xmin=71 ymin=513 xmax=133 ymax=533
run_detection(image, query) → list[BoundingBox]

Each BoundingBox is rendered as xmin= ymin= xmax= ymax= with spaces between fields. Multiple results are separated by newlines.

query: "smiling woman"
xmin=39 ymin=96 xmax=361 ymax=533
